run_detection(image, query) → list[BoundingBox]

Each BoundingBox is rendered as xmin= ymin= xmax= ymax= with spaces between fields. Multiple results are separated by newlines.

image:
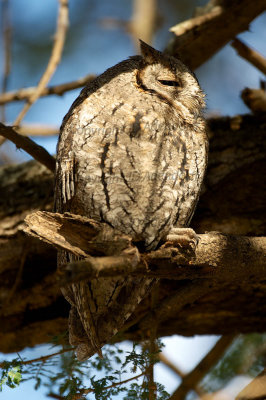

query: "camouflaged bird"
xmin=55 ymin=40 xmax=208 ymax=360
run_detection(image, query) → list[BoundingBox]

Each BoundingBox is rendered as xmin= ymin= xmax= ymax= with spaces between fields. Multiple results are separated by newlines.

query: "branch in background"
xmin=17 ymin=124 xmax=59 ymax=136
xmin=0 ymin=74 xmax=96 ymax=106
xmin=13 ymin=0 xmax=69 ymax=126
xmin=1 ymin=0 xmax=12 ymax=122
xmin=167 ymin=0 xmax=266 ymax=70
xmin=100 ymin=0 xmax=160 ymax=52
xmin=169 ymin=336 xmax=236 ymax=400
xmin=0 ymin=347 xmax=73 ymax=368
xmin=159 ymin=352 xmax=185 ymax=379
xmin=159 ymin=353 xmax=205 ymax=397
xmin=231 ymin=38 xmax=266 ymax=75
xmin=129 ymin=0 xmax=159 ymax=50
xmin=0 ymin=123 xmax=55 ymax=172
xmin=241 ymin=84 xmax=266 ymax=114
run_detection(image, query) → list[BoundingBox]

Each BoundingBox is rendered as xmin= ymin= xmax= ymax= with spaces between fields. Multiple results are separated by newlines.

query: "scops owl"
xmin=55 ymin=41 xmax=208 ymax=360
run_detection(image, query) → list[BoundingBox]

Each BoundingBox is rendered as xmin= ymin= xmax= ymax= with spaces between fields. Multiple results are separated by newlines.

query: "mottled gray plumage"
xmin=55 ymin=41 xmax=208 ymax=360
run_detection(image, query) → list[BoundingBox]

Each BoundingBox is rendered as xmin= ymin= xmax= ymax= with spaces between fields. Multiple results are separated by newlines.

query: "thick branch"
xmin=167 ymin=0 xmax=266 ymax=70
xmin=24 ymin=211 xmax=266 ymax=285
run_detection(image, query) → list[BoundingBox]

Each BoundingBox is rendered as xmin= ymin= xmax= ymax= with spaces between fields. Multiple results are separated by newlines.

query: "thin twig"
xmin=169 ymin=335 xmax=236 ymax=400
xmin=13 ymin=0 xmax=69 ymax=126
xmin=231 ymin=38 xmax=266 ymax=75
xmin=48 ymin=370 xmax=146 ymax=400
xmin=0 ymin=74 xmax=95 ymax=105
xmin=0 ymin=123 xmax=56 ymax=171
xmin=0 ymin=347 xmax=74 ymax=368
xmin=1 ymin=0 xmax=12 ymax=122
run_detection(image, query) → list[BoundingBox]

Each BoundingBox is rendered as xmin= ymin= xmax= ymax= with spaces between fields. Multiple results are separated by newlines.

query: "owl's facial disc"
xmin=136 ymin=45 xmax=205 ymax=120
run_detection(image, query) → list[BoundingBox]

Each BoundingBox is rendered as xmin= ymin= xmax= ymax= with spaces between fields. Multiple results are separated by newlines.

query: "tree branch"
xmin=231 ymin=38 xmax=266 ymax=75
xmin=17 ymin=124 xmax=59 ymax=137
xmin=0 ymin=347 xmax=73 ymax=368
xmin=167 ymin=0 xmax=266 ymax=70
xmin=24 ymin=211 xmax=266 ymax=286
xmin=130 ymin=0 xmax=158 ymax=49
xmin=159 ymin=353 xmax=204 ymax=397
xmin=0 ymin=0 xmax=12 ymax=122
xmin=241 ymin=85 xmax=266 ymax=114
xmin=0 ymin=123 xmax=55 ymax=171
xmin=13 ymin=0 xmax=69 ymax=125
xmin=0 ymin=74 xmax=95 ymax=106
xmin=169 ymin=335 xmax=236 ymax=400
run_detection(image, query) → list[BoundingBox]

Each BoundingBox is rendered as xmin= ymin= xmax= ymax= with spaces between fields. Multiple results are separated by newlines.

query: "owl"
xmin=55 ymin=40 xmax=208 ymax=360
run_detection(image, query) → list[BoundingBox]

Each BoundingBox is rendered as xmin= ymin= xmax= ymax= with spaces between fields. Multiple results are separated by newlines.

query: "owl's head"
xmin=137 ymin=40 xmax=205 ymax=121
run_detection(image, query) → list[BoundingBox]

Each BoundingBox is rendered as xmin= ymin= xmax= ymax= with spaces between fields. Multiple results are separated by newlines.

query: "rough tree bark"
xmin=0 ymin=114 xmax=265 ymax=353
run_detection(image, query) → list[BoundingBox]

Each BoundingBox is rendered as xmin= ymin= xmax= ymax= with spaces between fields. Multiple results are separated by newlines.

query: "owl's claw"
xmin=164 ymin=227 xmax=199 ymax=250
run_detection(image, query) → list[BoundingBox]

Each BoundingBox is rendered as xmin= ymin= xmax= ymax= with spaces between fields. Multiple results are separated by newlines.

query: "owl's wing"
xmin=54 ymin=85 xmax=91 ymax=213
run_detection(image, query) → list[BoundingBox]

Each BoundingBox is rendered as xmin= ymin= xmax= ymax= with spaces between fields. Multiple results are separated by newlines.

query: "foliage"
xmin=0 ymin=340 xmax=169 ymax=400
xmin=0 ymin=362 xmax=22 ymax=391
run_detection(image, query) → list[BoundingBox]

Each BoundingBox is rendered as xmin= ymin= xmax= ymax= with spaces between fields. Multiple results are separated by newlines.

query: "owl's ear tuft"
xmin=139 ymin=40 xmax=161 ymax=64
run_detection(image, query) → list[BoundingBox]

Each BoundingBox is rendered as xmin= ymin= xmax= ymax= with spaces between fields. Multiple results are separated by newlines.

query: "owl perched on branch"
xmin=55 ymin=40 xmax=208 ymax=360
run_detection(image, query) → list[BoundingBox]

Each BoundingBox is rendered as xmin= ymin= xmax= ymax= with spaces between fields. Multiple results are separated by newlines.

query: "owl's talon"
xmin=164 ymin=227 xmax=199 ymax=250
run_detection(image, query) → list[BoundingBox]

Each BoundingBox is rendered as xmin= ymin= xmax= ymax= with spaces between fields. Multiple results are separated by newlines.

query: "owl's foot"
xmin=164 ymin=227 xmax=199 ymax=250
